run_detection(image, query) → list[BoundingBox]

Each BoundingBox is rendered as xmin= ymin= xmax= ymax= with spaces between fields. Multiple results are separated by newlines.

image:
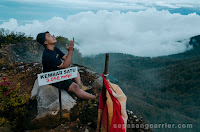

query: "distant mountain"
xmin=83 ymin=35 xmax=200 ymax=132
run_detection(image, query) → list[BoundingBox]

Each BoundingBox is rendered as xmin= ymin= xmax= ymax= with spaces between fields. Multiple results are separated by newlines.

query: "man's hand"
xmin=66 ymin=37 xmax=74 ymax=51
xmin=59 ymin=37 xmax=74 ymax=69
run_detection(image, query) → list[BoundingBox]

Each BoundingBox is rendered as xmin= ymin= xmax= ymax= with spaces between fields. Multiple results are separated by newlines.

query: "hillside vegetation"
xmin=1 ymin=28 xmax=199 ymax=131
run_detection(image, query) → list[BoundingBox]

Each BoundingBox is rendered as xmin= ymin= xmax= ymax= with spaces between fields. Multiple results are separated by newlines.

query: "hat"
xmin=36 ymin=31 xmax=49 ymax=46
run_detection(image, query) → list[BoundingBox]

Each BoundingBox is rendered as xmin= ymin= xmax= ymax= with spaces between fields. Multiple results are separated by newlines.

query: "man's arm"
xmin=59 ymin=51 xmax=73 ymax=68
xmin=61 ymin=55 xmax=67 ymax=60
xmin=59 ymin=37 xmax=74 ymax=69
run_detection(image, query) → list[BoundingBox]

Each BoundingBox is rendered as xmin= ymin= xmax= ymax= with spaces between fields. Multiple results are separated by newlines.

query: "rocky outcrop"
xmin=31 ymin=79 xmax=77 ymax=119
xmin=26 ymin=64 xmax=151 ymax=131
xmin=25 ymin=63 xmax=102 ymax=130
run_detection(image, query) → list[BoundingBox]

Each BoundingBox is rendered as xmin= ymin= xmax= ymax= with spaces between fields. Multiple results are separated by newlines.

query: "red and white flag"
xmin=97 ymin=73 xmax=128 ymax=132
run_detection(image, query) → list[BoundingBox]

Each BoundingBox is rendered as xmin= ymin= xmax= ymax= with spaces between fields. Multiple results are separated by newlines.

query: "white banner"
xmin=37 ymin=67 xmax=78 ymax=86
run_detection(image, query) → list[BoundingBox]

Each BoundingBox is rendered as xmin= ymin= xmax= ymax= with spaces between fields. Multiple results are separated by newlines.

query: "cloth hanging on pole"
xmin=97 ymin=72 xmax=128 ymax=132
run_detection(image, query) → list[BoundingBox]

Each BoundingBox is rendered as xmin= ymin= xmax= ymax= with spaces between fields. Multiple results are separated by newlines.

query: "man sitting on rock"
xmin=36 ymin=31 xmax=97 ymax=100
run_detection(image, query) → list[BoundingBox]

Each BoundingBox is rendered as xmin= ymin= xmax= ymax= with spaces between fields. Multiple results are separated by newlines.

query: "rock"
xmin=85 ymin=69 xmax=94 ymax=74
xmin=133 ymin=115 xmax=137 ymax=119
xmin=126 ymin=110 xmax=152 ymax=132
xmin=85 ymin=128 xmax=89 ymax=132
xmin=79 ymin=70 xmax=84 ymax=73
xmin=92 ymin=76 xmax=103 ymax=90
xmin=30 ymin=79 xmax=39 ymax=99
xmin=19 ymin=65 xmax=24 ymax=69
xmin=0 ymin=125 xmax=11 ymax=132
xmin=30 ymin=78 xmax=77 ymax=119
xmin=33 ymin=62 xmax=39 ymax=66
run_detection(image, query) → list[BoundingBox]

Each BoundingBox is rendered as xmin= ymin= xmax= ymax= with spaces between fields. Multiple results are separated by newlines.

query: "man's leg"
xmin=73 ymin=71 xmax=91 ymax=90
xmin=68 ymin=82 xmax=96 ymax=100
xmin=73 ymin=71 xmax=81 ymax=85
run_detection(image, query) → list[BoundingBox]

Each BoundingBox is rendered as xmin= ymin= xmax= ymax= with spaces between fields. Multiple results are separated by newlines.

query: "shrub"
xmin=0 ymin=117 xmax=9 ymax=126
xmin=0 ymin=77 xmax=30 ymax=130
xmin=0 ymin=77 xmax=29 ymax=112
xmin=0 ymin=28 xmax=33 ymax=48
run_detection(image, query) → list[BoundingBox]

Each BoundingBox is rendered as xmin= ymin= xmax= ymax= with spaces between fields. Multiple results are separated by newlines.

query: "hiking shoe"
xmin=78 ymin=83 xmax=92 ymax=91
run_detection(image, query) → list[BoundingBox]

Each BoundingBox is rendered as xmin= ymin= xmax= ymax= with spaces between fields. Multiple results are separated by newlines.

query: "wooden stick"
xmin=104 ymin=53 xmax=109 ymax=78
xmin=103 ymin=53 xmax=109 ymax=107
xmin=96 ymin=53 xmax=109 ymax=132
xmin=59 ymin=83 xmax=62 ymax=123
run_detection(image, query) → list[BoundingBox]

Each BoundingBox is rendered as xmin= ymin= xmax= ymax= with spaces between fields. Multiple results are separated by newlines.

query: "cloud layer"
xmin=0 ymin=8 xmax=200 ymax=57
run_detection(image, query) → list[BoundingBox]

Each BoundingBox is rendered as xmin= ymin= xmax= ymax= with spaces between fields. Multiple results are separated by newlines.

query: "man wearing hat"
xmin=36 ymin=31 xmax=96 ymax=100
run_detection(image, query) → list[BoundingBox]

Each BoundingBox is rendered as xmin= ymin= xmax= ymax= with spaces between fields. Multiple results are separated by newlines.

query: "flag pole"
xmin=104 ymin=53 xmax=109 ymax=78
xmin=59 ymin=83 xmax=62 ymax=123
xmin=97 ymin=53 xmax=109 ymax=132
xmin=103 ymin=53 xmax=109 ymax=107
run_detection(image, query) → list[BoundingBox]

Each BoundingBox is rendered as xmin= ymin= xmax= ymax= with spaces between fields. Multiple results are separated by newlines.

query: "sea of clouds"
xmin=0 ymin=8 xmax=200 ymax=57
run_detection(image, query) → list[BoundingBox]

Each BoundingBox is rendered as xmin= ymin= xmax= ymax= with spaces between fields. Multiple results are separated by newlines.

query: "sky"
xmin=0 ymin=0 xmax=200 ymax=57
xmin=1 ymin=0 xmax=200 ymax=25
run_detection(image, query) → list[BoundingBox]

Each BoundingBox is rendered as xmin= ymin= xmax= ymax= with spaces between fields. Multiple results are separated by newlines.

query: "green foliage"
xmin=0 ymin=117 xmax=9 ymax=126
xmin=56 ymin=36 xmax=69 ymax=44
xmin=70 ymin=99 xmax=98 ymax=125
xmin=0 ymin=77 xmax=30 ymax=130
xmin=0 ymin=77 xmax=29 ymax=112
xmin=0 ymin=117 xmax=11 ymax=131
xmin=78 ymin=99 xmax=98 ymax=124
xmin=0 ymin=28 xmax=33 ymax=48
